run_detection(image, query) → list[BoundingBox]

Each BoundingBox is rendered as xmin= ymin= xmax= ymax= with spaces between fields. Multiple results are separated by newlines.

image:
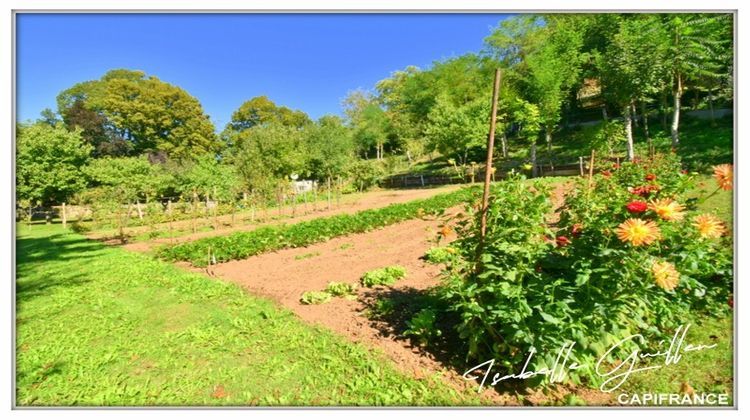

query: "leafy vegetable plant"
xmin=361 ymin=266 xmax=407 ymax=287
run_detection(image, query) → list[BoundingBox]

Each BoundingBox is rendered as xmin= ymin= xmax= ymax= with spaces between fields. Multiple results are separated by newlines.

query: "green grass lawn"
xmin=15 ymin=224 xmax=475 ymax=406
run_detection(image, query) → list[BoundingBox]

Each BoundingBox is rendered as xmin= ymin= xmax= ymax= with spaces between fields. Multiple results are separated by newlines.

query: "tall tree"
xmin=228 ymin=123 xmax=307 ymax=198
xmin=597 ymin=15 xmax=669 ymax=160
xmin=662 ymin=13 xmax=732 ymax=146
xmin=424 ymin=95 xmax=489 ymax=166
xmin=305 ymin=115 xmax=355 ymax=183
xmin=227 ymin=96 xmax=311 ymax=132
xmin=16 ymin=124 xmax=92 ymax=206
xmin=486 ymin=15 xmax=585 ymax=160
xmin=57 ymin=69 xmax=219 ymax=160
xmin=343 ymin=90 xmax=391 ymax=160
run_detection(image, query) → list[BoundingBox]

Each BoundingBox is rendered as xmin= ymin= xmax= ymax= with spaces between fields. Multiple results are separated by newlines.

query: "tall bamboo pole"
xmin=479 ymin=69 xmax=502 ymax=243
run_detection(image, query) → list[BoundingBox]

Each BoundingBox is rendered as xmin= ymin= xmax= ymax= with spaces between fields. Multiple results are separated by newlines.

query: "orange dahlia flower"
xmin=713 ymin=164 xmax=733 ymax=191
xmin=692 ymin=214 xmax=726 ymax=239
xmin=651 ymin=260 xmax=680 ymax=291
xmin=616 ymin=218 xmax=661 ymax=246
xmin=648 ymin=198 xmax=685 ymax=221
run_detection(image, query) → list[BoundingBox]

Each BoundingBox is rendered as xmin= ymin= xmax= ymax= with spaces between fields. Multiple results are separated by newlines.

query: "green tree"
xmin=596 ymin=15 xmax=669 ymax=160
xmin=16 ymin=124 xmax=92 ymax=207
xmin=424 ymin=95 xmax=488 ymax=166
xmin=662 ymin=13 xmax=732 ymax=146
xmin=83 ymin=156 xmax=170 ymax=240
xmin=228 ymin=96 xmax=311 ymax=132
xmin=176 ymin=156 xmax=241 ymax=202
xmin=343 ymin=90 xmax=392 ymax=160
xmin=84 ymin=156 xmax=169 ymax=204
xmin=57 ymin=69 xmax=219 ymax=160
xmin=228 ymin=123 xmax=307 ymax=199
xmin=511 ymin=98 xmax=542 ymax=175
xmin=305 ymin=115 xmax=354 ymax=182
xmin=486 ymin=15 xmax=585 ymax=160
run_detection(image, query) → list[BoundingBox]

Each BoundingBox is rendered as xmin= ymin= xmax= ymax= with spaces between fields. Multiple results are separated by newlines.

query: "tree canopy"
xmin=17 ymin=124 xmax=92 ymax=206
xmin=57 ymin=69 xmax=219 ymax=160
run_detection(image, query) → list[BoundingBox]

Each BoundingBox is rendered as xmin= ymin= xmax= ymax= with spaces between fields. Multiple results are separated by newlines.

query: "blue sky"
xmin=16 ymin=13 xmax=511 ymax=129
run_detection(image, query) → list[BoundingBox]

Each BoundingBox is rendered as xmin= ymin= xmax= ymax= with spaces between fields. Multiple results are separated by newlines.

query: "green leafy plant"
xmin=361 ymin=266 xmax=407 ymax=288
xmin=300 ymin=291 xmax=333 ymax=305
xmin=404 ymin=308 xmax=442 ymax=346
xmin=424 ymin=246 xmax=457 ymax=265
xmin=324 ymin=282 xmax=358 ymax=297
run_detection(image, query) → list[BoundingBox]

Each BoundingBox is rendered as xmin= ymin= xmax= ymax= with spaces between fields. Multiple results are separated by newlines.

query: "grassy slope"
xmin=16 ymin=224 xmax=475 ymax=406
xmin=399 ymin=116 xmax=733 ymax=176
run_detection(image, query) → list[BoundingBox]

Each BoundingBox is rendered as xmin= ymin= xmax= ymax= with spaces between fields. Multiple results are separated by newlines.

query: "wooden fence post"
xmin=579 ymin=156 xmax=584 ymax=176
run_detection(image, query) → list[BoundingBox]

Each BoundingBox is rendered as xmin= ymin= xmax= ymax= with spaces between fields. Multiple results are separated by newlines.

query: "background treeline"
xmin=17 ymin=13 xmax=733 ymax=213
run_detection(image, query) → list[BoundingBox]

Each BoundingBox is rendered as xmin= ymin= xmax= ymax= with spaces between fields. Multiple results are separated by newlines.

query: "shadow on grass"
xmin=16 ymin=233 xmax=105 ymax=304
xmin=360 ymin=286 xmax=535 ymax=400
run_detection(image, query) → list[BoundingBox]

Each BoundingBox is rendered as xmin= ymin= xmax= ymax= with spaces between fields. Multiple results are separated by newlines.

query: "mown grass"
xmin=16 ymin=224 xmax=477 ymax=406
xmin=617 ymin=316 xmax=734 ymax=405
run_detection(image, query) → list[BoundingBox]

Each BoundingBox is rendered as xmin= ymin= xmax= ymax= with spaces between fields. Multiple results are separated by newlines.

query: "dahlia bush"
xmin=439 ymin=153 xmax=733 ymax=387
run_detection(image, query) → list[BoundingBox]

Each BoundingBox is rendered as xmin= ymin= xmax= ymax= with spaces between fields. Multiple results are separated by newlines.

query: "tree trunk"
xmin=660 ymin=92 xmax=668 ymax=131
xmin=530 ymin=142 xmax=538 ymax=178
xmin=135 ymin=200 xmax=143 ymax=220
xmin=213 ymin=187 xmax=219 ymax=230
xmin=601 ymin=105 xmax=609 ymax=123
xmin=117 ymin=205 xmax=125 ymax=244
xmin=500 ymin=133 xmax=508 ymax=159
xmin=624 ymin=102 xmax=635 ymax=161
xmin=545 ymin=126 xmax=553 ymax=154
xmin=326 ymin=176 xmax=332 ymax=210
xmin=641 ymin=101 xmax=650 ymax=141
xmin=191 ymin=191 xmax=198 ymax=233
xmin=708 ymin=86 xmax=716 ymax=127
xmin=671 ymin=73 xmax=682 ymax=147
xmin=631 ymin=102 xmax=639 ymax=129
xmin=61 ymin=202 xmax=67 ymax=229
xmin=336 ymin=177 xmax=341 ymax=207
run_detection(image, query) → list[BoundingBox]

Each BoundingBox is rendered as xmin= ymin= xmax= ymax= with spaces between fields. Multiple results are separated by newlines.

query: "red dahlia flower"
xmin=556 ymin=236 xmax=571 ymax=247
xmin=645 ymin=173 xmax=657 ymax=181
xmin=626 ymin=201 xmax=648 ymax=213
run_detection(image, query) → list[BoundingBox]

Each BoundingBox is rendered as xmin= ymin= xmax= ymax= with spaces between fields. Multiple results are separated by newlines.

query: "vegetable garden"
xmin=15 ymin=12 xmax=734 ymax=407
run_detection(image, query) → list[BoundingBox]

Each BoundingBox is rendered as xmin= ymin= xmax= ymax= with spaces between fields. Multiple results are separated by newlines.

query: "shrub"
xmin=300 ymin=291 xmax=332 ymax=305
xmin=361 ymin=266 xmax=407 ymax=287
xmin=439 ymin=158 xmax=732 ymax=388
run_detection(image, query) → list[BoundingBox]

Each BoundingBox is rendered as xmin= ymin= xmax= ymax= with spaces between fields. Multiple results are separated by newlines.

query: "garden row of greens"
xmin=157 ymin=187 xmax=478 ymax=266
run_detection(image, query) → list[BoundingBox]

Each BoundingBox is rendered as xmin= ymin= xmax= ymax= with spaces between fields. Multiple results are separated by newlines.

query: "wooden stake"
xmin=588 ymin=149 xmax=596 ymax=188
xmin=579 ymin=156 xmax=584 ymax=176
xmin=479 ymin=69 xmax=502 ymax=246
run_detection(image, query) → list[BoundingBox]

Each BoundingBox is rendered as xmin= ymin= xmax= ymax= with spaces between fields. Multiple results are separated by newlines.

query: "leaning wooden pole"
xmin=479 ymin=69 xmax=502 ymax=244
